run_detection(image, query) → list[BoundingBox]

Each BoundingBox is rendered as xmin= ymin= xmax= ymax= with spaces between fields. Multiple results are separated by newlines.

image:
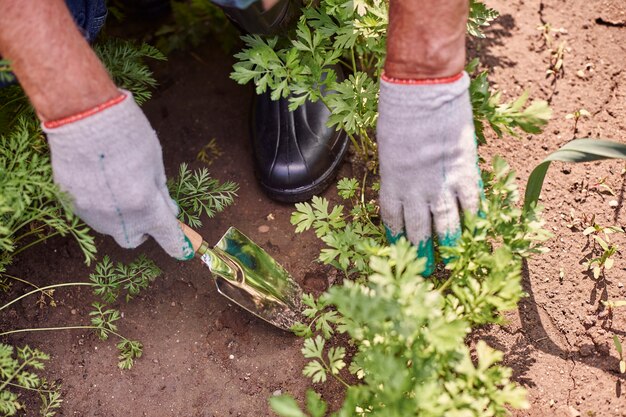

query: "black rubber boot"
xmin=252 ymin=74 xmax=349 ymax=202
xmin=222 ymin=0 xmax=349 ymax=202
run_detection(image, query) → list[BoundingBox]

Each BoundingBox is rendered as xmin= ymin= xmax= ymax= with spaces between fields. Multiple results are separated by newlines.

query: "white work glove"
xmin=43 ymin=91 xmax=194 ymax=260
xmin=377 ymin=72 xmax=481 ymax=276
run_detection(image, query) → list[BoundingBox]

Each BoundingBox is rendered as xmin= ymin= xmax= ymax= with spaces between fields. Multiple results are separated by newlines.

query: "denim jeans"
xmin=211 ymin=0 xmax=257 ymax=8
xmin=65 ymin=0 xmax=109 ymax=43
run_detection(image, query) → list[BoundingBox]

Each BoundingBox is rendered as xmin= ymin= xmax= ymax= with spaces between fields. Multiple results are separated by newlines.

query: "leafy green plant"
xmin=0 ymin=59 xmax=14 ymax=84
xmin=301 ymin=335 xmax=348 ymax=385
xmin=168 ymin=163 xmax=239 ymax=228
xmin=292 ymin=194 xmax=383 ymax=277
xmin=565 ymin=108 xmax=591 ymax=133
xmin=441 ymin=157 xmax=550 ymax=325
xmin=591 ymin=176 xmax=616 ymax=196
xmin=291 ymin=293 xmax=341 ymax=339
xmin=583 ymin=235 xmax=618 ymax=279
xmin=0 ymin=344 xmax=62 ymax=417
xmin=231 ymin=1 xmax=551 ymax=157
xmin=0 ymin=255 xmax=160 ymax=370
xmin=94 ymin=39 xmax=166 ymax=105
xmin=255 ymin=2 xmax=553 ymax=410
xmin=278 ymin=158 xmax=548 ymax=416
xmin=467 ymin=0 xmax=499 ymax=38
xmin=0 ymin=120 xmax=97 ymax=272
xmin=467 ymin=59 xmax=552 ymax=143
xmin=578 ymin=220 xmax=623 ymax=278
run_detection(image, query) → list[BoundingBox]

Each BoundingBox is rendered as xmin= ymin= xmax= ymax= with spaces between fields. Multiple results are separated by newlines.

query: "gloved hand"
xmin=43 ymin=91 xmax=194 ymax=260
xmin=377 ymin=71 xmax=480 ymax=276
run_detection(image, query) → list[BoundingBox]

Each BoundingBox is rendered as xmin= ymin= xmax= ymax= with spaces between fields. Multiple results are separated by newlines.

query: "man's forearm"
xmin=385 ymin=0 xmax=468 ymax=79
xmin=0 ymin=0 xmax=118 ymax=121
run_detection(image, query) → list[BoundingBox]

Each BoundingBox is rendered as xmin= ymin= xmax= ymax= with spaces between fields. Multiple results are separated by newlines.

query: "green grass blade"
xmin=524 ymin=139 xmax=626 ymax=211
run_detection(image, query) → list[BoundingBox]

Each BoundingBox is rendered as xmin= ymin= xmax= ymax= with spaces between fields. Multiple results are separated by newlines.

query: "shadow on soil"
xmin=468 ymin=13 xmax=518 ymax=69
xmin=515 ymin=259 xmax=625 ymax=387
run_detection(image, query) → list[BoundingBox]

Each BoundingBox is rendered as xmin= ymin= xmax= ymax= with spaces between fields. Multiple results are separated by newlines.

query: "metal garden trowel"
xmin=180 ymin=223 xmax=303 ymax=331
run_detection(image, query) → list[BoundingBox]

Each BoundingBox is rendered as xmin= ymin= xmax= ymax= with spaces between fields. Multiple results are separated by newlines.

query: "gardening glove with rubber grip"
xmin=377 ymin=71 xmax=480 ymax=276
xmin=43 ymin=91 xmax=194 ymax=260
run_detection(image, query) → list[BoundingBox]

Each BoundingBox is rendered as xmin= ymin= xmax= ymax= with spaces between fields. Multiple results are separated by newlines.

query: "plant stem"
xmin=0 ymin=282 xmax=93 ymax=312
xmin=318 ymin=94 xmax=332 ymax=113
xmin=320 ymin=358 xmax=350 ymax=388
xmin=0 ymin=325 xmax=95 ymax=337
xmin=347 ymin=132 xmax=363 ymax=158
xmin=338 ymin=59 xmax=352 ymax=69
xmin=3 ymin=381 xmax=56 ymax=393
xmin=10 ymin=213 xmax=52 ymax=238
xmin=438 ymin=275 xmax=454 ymax=293
xmin=11 ymin=231 xmax=61 ymax=257
xmin=0 ymin=273 xmax=55 ymax=301
xmin=0 ymin=361 xmax=28 ymax=392
xmin=13 ymin=226 xmax=45 ymax=243
xmin=0 ymin=326 xmax=130 ymax=346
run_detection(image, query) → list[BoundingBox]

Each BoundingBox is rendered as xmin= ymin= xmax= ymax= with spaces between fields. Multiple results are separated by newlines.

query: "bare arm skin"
xmin=262 ymin=0 xmax=279 ymax=10
xmin=0 ymin=0 xmax=119 ymax=121
xmin=385 ymin=0 xmax=468 ymax=79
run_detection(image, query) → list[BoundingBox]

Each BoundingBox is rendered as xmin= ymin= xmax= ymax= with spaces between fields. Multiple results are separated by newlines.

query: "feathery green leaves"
xmin=168 ymin=163 xmax=239 ymax=228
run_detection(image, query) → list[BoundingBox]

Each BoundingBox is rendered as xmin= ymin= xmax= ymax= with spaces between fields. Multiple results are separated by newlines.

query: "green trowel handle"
xmin=179 ymin=222 xmax=209 ymax=256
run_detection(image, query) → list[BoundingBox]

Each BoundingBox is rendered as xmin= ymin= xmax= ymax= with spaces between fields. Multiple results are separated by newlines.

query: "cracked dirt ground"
xmin=1 ymin=0 xmax=625 ymax=415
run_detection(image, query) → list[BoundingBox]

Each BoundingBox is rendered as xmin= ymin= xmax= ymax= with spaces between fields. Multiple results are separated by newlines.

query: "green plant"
xmin=536 ymin=23 xmax=567 ymax=84
xmin=0 ymin=344 xmax=62 ymax=417
xmin=613 ymin=335 xmax=625 ymax=374
xmin=167 ymin=162 xmax=239 ymax=228
xmin=582 ymin=235 xmax=618 ymax=279
xmin=0 ymin=120 xmax=97 ymax=272
xmin=466 ymin=0 xmax=498 ymax=38
xmin=582 ymin=220 xmax=623 ymax=241
xmin=291 ymin=194 xmax=383 ymax=278
xmin=467 ymin=59 xmax=552 ymax=143
xmin=0 ymin=255 xmax=160 ymax=370
xmin=565 ymin=108 xmax=591 ymax=133
xmin=591 ymin=176 xmax=616 ymax=196
xmin=231 ymin=1 xmax=551 ymax=158
xmin=94 ymin=39 xmax=166 ymax=105
xmin=524 ymin=138 xmax=626 ymax=210
xmin=0 ymin=59 xmax=14 ymax=84
xmin=249 ymin=2 xmax=554 ymax=410
xmin=576 ymin=220 xmax=622 ymax=279
xmin=278 ymin=158 xmax=548 ymax=416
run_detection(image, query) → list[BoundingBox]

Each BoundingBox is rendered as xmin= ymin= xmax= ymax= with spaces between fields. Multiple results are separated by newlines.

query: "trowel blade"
xmin=200 ymin=227 xmax=302 ymax=330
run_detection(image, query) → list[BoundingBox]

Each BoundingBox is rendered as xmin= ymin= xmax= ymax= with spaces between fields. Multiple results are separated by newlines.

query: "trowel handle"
xmin=179 ymin=222 xmax=207 ymax=254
